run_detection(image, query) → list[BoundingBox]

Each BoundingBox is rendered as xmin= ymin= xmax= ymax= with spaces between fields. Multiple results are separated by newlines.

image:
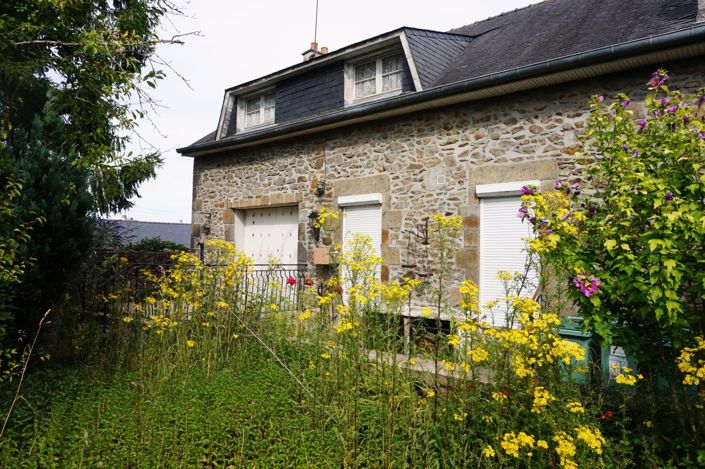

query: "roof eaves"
xmin=179 ymin=24 xmax=705 ymax=156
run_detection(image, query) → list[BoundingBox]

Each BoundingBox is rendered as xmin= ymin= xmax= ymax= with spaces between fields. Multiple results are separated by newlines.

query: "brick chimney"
xmin=302 ymin=42 xmax=319 ymax=62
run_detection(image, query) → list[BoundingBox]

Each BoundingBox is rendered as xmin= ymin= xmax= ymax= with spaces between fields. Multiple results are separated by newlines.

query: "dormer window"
xmin=240 ymin=90 xmax=275 ymax=130
xmin=347 ymin=53 xmax=404 ymax=103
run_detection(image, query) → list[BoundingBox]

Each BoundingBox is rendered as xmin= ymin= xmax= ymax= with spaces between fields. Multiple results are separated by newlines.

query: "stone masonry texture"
xmin=191 ymin=59 xmax=704 ymax=310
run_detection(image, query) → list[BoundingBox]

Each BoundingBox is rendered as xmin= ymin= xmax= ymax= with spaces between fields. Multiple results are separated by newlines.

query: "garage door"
xmin=243 ymin=206 xmax=298 ymax=265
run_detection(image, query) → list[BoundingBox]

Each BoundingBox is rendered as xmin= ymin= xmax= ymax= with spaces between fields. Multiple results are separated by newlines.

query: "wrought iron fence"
xmin=78 ymin=258 xmax=309 ymax=319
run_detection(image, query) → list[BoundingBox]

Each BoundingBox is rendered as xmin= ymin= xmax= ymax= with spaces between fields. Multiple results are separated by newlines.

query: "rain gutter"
xmin=178 ymin=24 xmax=705 ymax=157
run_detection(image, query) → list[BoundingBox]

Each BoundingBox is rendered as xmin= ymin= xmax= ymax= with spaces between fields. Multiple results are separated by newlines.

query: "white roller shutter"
xmin=243 ymin=206 xmax=298 ymax=265
xmin=479 ymin=196 xmax=536 ymax=327
xmin=342 ymin=204 xmax=382 ymax=258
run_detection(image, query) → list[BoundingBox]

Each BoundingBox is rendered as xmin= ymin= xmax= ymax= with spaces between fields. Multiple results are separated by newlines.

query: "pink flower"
xmin=286 ymin=276 xmax=296 ymax=286
xmin=572 ymin=272 xmax=602 ymax=298
xmin=304 ymin=277 xmax=314 ymax=286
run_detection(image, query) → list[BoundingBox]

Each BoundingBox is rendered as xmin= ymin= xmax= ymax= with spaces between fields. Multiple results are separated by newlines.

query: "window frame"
xmin=345 ymin=52 xmax=404 ymax=105
xmin=236 ymin=88 xmax=276 ymax=132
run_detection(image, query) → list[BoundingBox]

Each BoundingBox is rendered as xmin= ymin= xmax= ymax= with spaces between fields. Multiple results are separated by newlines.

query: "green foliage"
xmin=0 ymin=105 xmax=97 ymax=335
xmin=0 ymin=0 xmax=175 ymax=213
xmin=124 ymin=236 xmax=188 ymax=252
xmin=525 ymin=71 xmax=705 ymax=367
xmin=521 ymin=70 xmax=705 ymax=455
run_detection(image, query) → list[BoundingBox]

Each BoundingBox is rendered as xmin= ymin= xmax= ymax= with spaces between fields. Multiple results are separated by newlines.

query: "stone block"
xmin=464 ymin=228 xmax=479 ymax=247
xmin=382 ymin=210 xmax=402 ymax=229
xmin=223 ymin=208 xmax=235 ymax=224
xmin=381 ymin=245 xmax=400 ymax=265
xmin=332 ymin=174 xmax=390 ymax=198
xmin=381 ymin=229 xmax=389 ymax=245
xmin=381 ymin=265 xmax=390 ymax=283
xmin=471 ymin=159 xmax=558 ymax=186
xmin=456 ymin=247 xmax=479 ymax=271
xmin=192 ymin=223 xmax=202 ymax=237
xmin=224 ymin=225 xmax=234 ymax=241
xmin=193 ymin=199 xmax=203 ymax=211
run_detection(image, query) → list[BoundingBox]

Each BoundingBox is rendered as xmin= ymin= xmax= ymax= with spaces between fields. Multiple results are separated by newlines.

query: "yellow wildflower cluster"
xmin=531 ymin=386 xmax=556 ymax=413
xmin=314 ymin=206 xmax=340 ymax=230
xmin=614 ymin=367 xmax=643 ymax=386
xmin=520 ymin=190 xmax=582 ymax=254
xmin=468 ymin=347 xmax=489 ymax=364
xmin=483 ymin=306 xmax=583 ymax=379
xmin=676 ymin=336 xmax=705 ymax=386
xmin=500 ymin=431 xmax=535 ymax=458
xmin=458 ymin=279 xmax=479 ymax=312
xmin=298 ymin=309 xmax=312 ymax=321
xmin=144 ymin=315 xmax=178 ymax=334
xmin=482 ymin=445 xmax=496 ymax=458
xmin=335 ymin=318 xmax=358 ymax=334
xmin=574 ymin=425 xmax=606 ymax=455
xmin=565 ymin=401 xmax=585 ymax=413
xmin=430 ymin=213 xmax=463 ymax=231
xmin=553 ymin=432 xmax=577 ymax=469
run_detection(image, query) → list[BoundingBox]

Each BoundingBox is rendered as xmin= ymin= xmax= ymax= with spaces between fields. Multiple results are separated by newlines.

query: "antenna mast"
xmin=314 ymin=0 xmax=319 ymax=43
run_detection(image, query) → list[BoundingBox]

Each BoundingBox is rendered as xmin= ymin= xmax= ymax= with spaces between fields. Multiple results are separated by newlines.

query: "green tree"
xmin=0 ymin=0 xmax=189 ymax=212
xmin=0 ymin=0 xmax=188 ymax=337
xmin=1 ymin=104 xmax=97 ymax=334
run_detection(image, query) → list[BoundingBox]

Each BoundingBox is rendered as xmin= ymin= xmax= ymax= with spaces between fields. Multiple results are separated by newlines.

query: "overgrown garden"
xmin=1 ymin=68 xmax=704 ymax=467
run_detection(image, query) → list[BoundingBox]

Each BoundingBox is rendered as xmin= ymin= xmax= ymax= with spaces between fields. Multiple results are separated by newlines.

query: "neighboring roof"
xmin=179 ymin=0 xmax=704 ymax=155
xmin=108 ymin=220 xmax=191 ymax=247
xmin=438 ymin=0 xmax=698 ymax=86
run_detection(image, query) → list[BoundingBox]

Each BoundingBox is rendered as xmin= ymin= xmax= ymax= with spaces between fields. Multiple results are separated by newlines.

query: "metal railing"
xmin=79 ymin=259 xmax=309 ymax=319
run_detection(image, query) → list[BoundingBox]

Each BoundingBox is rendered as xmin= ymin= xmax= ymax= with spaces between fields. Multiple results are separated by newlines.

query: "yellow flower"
xmin=447 ymin=334 xmax=461 ymax=348
xmin=421 ymin=307 xmax=433 ymax=318
xmin=482 ymin=445 xmax=496 ymax=458
xmin=492 ymin=391 xmax=507 ymax=402
xmin=565 ymin=401 xmax=585 ymax=414
xmin=216 ymin=300 xmax=229 ymax=308
xmin=232 ymin=333 xmax=240 ymax=339
xmin=186 ymin=340 xmax=196 ymax=348
xmin=482 ymin=415 xmax=493 ymax=424
xmin=500 ymin=432 xmax=535 ymax=458
xmin=574 ymin=425 xmax=606 ymax=455
xmin=644 ymin=420 xmax=653 ymax=428
xmin=537 ymin=439 xmax=549 ymax=449
xmin=122 ymin=315 xmax=134 ymax=324
xmin=426 ymin=389 xmax=435 ymax=398
xmin=531 ymin=386 xmax=555 ymax=413
xmin=320 ymin=353 xmax=331 ymax=360
xmin=453 ymin=412 xmax=467 ymax=422
xmin=468 ymin=347 xmax=489 ymax=363
xmin=298 ymin=309 xmax=312 ymax=321
xmin=144 ymin=296 xmax=157 ymax=305
xmin=407 ymin=357 xmax=417 ymax=366
xmin=442 ymin=361 xmax=455 ymax=372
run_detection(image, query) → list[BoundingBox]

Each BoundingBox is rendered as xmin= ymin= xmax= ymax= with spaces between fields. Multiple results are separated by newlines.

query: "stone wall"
xmin=191 ymin=58 xmax=704 ymax=310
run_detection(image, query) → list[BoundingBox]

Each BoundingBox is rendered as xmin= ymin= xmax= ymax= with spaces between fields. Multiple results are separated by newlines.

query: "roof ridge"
xmin=447 ymin=1 xmax=543 ymax=34
xmin=402 ymin=26 xmax=473 ymax=39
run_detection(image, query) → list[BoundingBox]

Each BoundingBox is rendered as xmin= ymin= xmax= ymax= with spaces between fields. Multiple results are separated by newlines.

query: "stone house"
xmin=178 ymin=0 xmax=705 ymax=325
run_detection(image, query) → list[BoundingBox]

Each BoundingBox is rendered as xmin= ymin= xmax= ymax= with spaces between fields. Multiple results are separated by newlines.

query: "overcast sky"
xmin=116 ymin=0 xmax=542 ymax=223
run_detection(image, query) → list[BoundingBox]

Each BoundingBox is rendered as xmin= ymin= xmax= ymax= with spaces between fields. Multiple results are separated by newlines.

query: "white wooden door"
xmin=479 ymin=196 xmax=536 ymax=327
xmin=243 ymin=206 xmax=298 ymax=265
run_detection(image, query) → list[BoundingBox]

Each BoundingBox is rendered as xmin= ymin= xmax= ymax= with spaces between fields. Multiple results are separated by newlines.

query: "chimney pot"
xmin=321 ymin=46 xmax=328 ymax=54
xmin=310 ymin=41 xmax=318 ymax=51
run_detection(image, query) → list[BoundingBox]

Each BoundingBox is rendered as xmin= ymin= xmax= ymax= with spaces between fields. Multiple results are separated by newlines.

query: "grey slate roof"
xmin=403 ymin=28 xmax=473 ymax=89
xmin=438 ymin=0 xmax=698 ymax=86
xmin=109 ymin=220 xmax=191 ymax=247
xmin=180 ymin=0 xmax=702 ymax=153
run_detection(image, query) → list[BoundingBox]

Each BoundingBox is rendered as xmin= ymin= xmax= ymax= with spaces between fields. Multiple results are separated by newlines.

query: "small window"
xmin=240 ymin=91 xmax=275 ymax=129
xmin=352 ymin=54 xmax=403 ymax=101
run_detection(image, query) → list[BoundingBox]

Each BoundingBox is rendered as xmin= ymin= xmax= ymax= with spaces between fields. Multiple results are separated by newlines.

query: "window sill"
xmin=345 ymin=89 xmax=403 ymax=107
